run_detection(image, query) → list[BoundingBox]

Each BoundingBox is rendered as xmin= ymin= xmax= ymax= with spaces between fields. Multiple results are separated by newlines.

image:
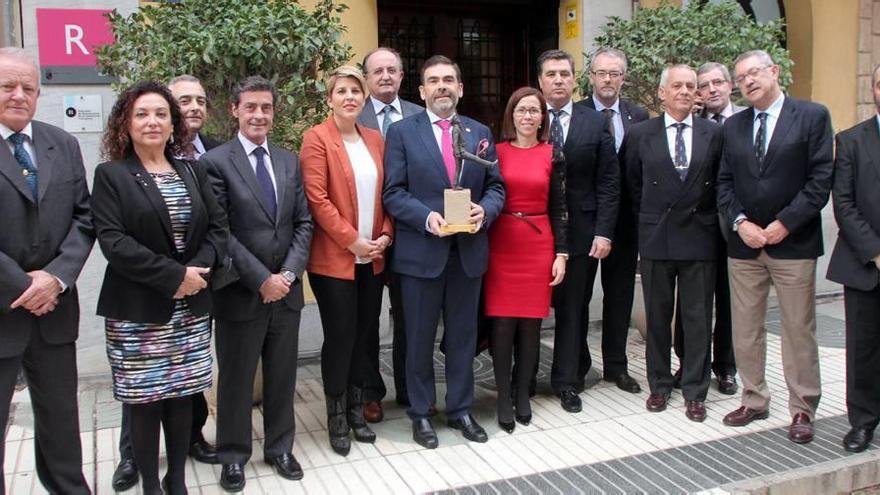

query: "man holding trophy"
xmin=382 ymin=55 xmax=505 ymax=449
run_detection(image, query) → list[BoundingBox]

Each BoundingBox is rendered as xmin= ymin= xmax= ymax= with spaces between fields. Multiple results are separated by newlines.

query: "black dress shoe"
xmin=498 ymin=420 xmax=515 ymax=434
xmin=606 ymin=373 xmax=641 ymax=393
xmin=267 ymin=453 xmax=304 ymax=480
xmin=716 ymin=374 xmax=738 ymax=395
xmin=189 ymin=438 xmax=220 ymax=464
xmin=672 ymin=368 xmax=682 ymax=389
xmin=515 ymin=414 xmax=531 ymax=426
xmin=447 ymin=414 xmax=488 ymax=443
xmin=844 ymin=427 xmax=874 ymax=453
xmin=412 ymin=418 xmax=438 ymax=449
xmin=220 ymin=463 xmax=246 ymax=492
xmin=111 ymin=458 xmax=139 ymax=492
xmin=558 ymin=390 xmax=582 ymax=413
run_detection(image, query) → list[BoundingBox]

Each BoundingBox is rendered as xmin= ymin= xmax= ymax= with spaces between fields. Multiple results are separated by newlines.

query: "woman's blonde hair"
xmin=325 ymin=65 xmax=367 ymax=97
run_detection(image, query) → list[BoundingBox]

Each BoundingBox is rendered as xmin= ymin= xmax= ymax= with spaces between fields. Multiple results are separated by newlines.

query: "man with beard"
xmin=111 ymin=74 xmax=223 ymax=491
xmin=383 ymin=55 xmax=505 ymax=449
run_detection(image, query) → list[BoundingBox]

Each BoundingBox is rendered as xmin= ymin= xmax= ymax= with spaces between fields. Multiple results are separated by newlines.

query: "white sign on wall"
xmin=62 ymin=95 xmax=103 ymax=133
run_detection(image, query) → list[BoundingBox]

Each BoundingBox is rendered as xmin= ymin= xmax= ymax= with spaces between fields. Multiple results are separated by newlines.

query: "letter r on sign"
xmin=64 ymin=24 xmax=88 ymax=55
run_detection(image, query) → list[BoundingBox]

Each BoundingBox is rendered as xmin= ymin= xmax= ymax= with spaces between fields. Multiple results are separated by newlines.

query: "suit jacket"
xmin=717 ymin=97 xmax=833 ymax=259
xmin=826 ymin=117 xmax=880 ymax=291
xmin=202 ymin=138 xmax=313 ymax=321
xmin=357 ymin=96 xmax=424 ymax=130
xmin=624 ymin=116 xmax=723 ymax=260
xmin=92 ymin=156 xmax=228 ymax=324
xmin=0 ymin=121 xmax=94 ymax=358
xmin=577 ymin=96 xmax=648 ymax=241
xmin=300 ymin=117 xmax=393 ymax=279
xmin=700 ymin=102 xmax=747 ymax=123
xmin=199 ymin=133 xmax=222 ymax=151
xmin=382 ymin=112 xmax=505 ymax=278
xmin=559 ymin=103 xmax=620 ymax=255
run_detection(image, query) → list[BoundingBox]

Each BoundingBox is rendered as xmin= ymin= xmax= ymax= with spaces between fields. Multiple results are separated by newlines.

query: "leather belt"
xmin=501 ymin=211 xmax=547 ymax=234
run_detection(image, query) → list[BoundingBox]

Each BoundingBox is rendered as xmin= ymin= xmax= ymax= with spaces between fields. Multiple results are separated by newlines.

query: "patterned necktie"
xmin=381 ymin=105 xmax=394 ymax=137
xmin=549 ymin=109 xmax=565 ymax=151
xmin=602 ymin=108 xmax=616 ymax=142
xmin=435 ymin=119 xmax=457 ymax=186
xmin=252 ymin=147 xmax=277 ymax=219
xmin=712 ymin=113 xmax=723 ymax=124
xmin=8 ymin=132 xmax=38 ymax=201
xmin=755 ymin=112 xmax=768 ymax=166
xmin=672 ymin=122 xmax=688 ymax=181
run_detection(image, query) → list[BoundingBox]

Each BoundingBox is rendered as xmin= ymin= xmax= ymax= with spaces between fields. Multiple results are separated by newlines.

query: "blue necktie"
xmin=381 ymin=105 xmax=394 ymax=137
xmin=252 ymin=147 xmax=276 ymax=219
xmin=673 ymin=122 xmax=688 ymax=181
xmin=8 ymin=133 xmax=38 ymax=201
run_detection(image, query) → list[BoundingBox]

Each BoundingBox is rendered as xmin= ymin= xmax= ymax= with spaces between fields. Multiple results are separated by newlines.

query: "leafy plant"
xmin=97 ymin=0 xmax=351 ymax=149
xmin=578 ymin=0 xmax=792 ymax=113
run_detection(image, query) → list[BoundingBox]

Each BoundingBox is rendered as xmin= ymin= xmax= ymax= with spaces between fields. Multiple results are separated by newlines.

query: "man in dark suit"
xmin=538 ymin=49 xmax=620 ymax=414
xmin=202 ymin=76 xmax=313 ymax=490
xmin=0 ymin=47 xmax=93 ymax=494
xmin=826 ymin=62 xmax=880 ymax=453
xmin=718 ymin=50 xmax=833 ymax=444
xmin=111 ymin=74 xmax=223 ymax=492
xmin=671 ymin=61 xmax=744 ymax=397
xmin=383 ymin=55 xmax=505 ymax=449
xmin=578 ymin=47 xmax=648 ymax=394
xmin=357 ymin=47 xmax=424 ymax=422
xmin=624 ymin=64 xmax=723 ymax=421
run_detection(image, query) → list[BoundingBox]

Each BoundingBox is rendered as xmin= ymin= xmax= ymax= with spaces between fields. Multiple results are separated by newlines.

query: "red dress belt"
xmin=501 ymin=210 xmax=547 ymax=234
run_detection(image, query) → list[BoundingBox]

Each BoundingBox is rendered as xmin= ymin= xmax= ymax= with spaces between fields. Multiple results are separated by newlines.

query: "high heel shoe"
xmin=515 ymin=414 xmax=532 ymax=426
xmin=498 ymin=420 xmax=515 ymax=434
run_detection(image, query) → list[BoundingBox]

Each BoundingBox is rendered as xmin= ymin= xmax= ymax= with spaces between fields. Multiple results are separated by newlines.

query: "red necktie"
xmin=435 ymin=119 xmax=456 ymax=186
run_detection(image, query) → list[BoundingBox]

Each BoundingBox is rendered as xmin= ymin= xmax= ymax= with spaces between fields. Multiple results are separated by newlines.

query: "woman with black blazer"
xmin=91 ymin=81 xmax=227 ymax=495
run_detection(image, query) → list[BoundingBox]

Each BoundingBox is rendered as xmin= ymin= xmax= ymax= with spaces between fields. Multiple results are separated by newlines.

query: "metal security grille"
xmin=456 ymin=18 xmax=504 ymax=106
xmin=378 ymin=16 xmax=433 ymax=103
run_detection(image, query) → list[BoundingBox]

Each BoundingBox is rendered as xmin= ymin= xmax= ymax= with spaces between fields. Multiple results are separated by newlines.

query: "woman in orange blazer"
xmin=300 ymin=65 xmax=393 ymax=457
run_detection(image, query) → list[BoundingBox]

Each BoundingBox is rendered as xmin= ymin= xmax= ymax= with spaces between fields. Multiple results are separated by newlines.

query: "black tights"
xmin=491 ymin=317 xmax=541 ymax=423
xmin=130 ymin=396 xmax=192 ymax=495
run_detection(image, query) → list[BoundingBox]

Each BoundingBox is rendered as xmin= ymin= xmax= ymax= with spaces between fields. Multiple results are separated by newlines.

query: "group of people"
xmin=2 ymin=38 xmax=880 ymax=495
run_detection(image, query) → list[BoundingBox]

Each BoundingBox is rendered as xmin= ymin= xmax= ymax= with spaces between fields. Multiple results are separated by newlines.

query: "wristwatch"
xmin=732 ymin=217 xmax=746 ymax=232
xmin=280 ymin=269 xmax=296 ymax=284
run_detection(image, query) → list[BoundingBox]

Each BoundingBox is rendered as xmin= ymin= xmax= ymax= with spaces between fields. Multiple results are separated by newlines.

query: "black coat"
xmin=624 ymin=116 xmax=723 ymax=260
xmin=92 ymin=156 xmax=228 ymax=324
xmin=826 ymin=117 xmax=880 ymax=291
xmin=717 ymin=97 xmax=833 ymax=259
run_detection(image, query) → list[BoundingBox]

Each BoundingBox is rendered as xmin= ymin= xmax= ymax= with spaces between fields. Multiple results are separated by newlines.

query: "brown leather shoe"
xmin=685 ymin=401 xmax=706 ymax=422
xmin=723 ymin=406 xmax=769 ymax=427
xmin=789 ymin=412 xmax=814 ymax=444
xmin=363 ymin=401 xmax=383 ymax=423
xmin=645 ymin=392 xmax=669 ymax=412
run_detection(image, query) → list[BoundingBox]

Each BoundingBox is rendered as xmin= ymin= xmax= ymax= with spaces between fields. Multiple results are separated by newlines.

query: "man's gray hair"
xmin=696 ymin=62 xmax=732 ymax=82
xmin=590 ymin=47 xmax=628 ymax=73
xmin=362 ymin=47 xmax=404 ymax=73
xmin=168 ymin=74 xmax=201 ymax=87
xmin=733 ymin=50 xmax=775 ymax=69
xmin=0 ymin=47 xmax=39 ymax=74
xmin=659 ymin=64 xmax=696 ymax=87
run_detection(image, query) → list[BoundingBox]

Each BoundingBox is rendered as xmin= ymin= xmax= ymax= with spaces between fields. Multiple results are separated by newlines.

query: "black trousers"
xmin=674 ymin=238 xmax=736 ymax=376
xmin=599 ymin=233 xmax=638 ymax=378
xmin=845 ymin=285 xmax=880 ymax=430
xmin=215 ymin=303 xmax=300 ymax=465
xmin=118 ymin=393 xmax=210 ymax=461
xmin=551 ymin=253 xmax=600 ymax=393
xmin=310 ymin=264 xmax=384 ymax=398
xmin=641 ymin=259 xmax=714 ymax=401
xmin=0 ymin=332 xmax=89 ymax=494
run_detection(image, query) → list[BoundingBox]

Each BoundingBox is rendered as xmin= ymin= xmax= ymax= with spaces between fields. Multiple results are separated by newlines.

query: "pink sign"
xmin=36 ymin=9 xmax=115 ymax=67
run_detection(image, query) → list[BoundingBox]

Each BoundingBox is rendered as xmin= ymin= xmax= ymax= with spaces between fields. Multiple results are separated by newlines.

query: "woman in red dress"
xmin=485 ymin=87 xmax=568 ymax=433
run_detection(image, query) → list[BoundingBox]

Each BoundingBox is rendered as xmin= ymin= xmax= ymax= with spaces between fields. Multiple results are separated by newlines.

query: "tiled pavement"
xmin=4 ymin=296 xmax=870 ymax=494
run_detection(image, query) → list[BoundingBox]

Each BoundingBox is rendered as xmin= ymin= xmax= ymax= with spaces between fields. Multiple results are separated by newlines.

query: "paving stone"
xmin=633 ymin=452 xmax=702 ymax=492
xmin=573 ymin=465 xmax=626 ymax=494
xmin=522 ymin=473 xmax=561 ymax=494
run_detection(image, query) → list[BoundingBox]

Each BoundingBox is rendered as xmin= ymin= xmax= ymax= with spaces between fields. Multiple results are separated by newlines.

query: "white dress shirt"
xmin=592 ymin=97 xmax=624 ymax=151
xmin=710 ymin=101 xmax=736 ymax=124
xmin=547 ymin=99 xmax=574 ymax=143
xmin=343 ymin=137 xmax=378 ymax=264
xmin=237 ymin=132 xmax=278 ymax=202
xmin=371 ymin=96 xmax=404 ymax=130
xmin=664 ymin=113 xmax=694 ymax=166
xmin=1 ymin=122 xmax=37 ymax=169
xmin=191 ymin=133 xmax=206 ymax=159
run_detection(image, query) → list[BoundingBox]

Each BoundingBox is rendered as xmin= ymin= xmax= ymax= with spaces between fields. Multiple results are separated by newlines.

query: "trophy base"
xmin=440 ymin=224 xmax=478 ymax=234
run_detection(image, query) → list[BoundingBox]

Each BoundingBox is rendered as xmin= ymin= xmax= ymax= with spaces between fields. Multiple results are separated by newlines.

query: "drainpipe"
xmin=2 ymin=0 xmax=18 ymax=47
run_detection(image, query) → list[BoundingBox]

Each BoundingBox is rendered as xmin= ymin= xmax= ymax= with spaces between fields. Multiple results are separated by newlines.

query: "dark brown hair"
xmin=501 ymin=86 xmax=550 ymax=142
xmin=420 ymin=55 xmax=461 ymax=83
xmin=101 ymin=81 xmax=188 ymax=161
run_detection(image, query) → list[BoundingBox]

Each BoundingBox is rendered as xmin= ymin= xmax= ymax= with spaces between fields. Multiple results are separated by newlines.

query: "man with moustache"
xmin=383 ymin=55 xmax=505 ymax=449
xmin=111 ymin=74 xmax=222 ymax=491
xmin=624 ymin=64 xmax=723 ymax=420
xmin=357 ymin=47 xmax=424 ymax=422
xmin=202 ymin=76 xmax=313 ymax=490
xmin=825 ymin=62 xmax=880 ymax=453
xmin=537 ymin=49 xmax=619 ymax=413
xmin=718 ymin=50 xmax=833 ymax=444
xmin=578 ymin=47 xmax=648 ymax=394
xmin=0 ymin=47 xmax=93 ymax=494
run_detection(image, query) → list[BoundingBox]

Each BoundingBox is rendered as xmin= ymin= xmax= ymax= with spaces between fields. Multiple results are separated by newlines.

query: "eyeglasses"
xmin=698 ymin=78 xmax=729 ymax=90
xmin=513 ymin=107 xmax=542 ymax=117
xmin=734 ymin=65 xmax=771 ymax=85
xmin=590 ymin=70 xmax=624 ymax=79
